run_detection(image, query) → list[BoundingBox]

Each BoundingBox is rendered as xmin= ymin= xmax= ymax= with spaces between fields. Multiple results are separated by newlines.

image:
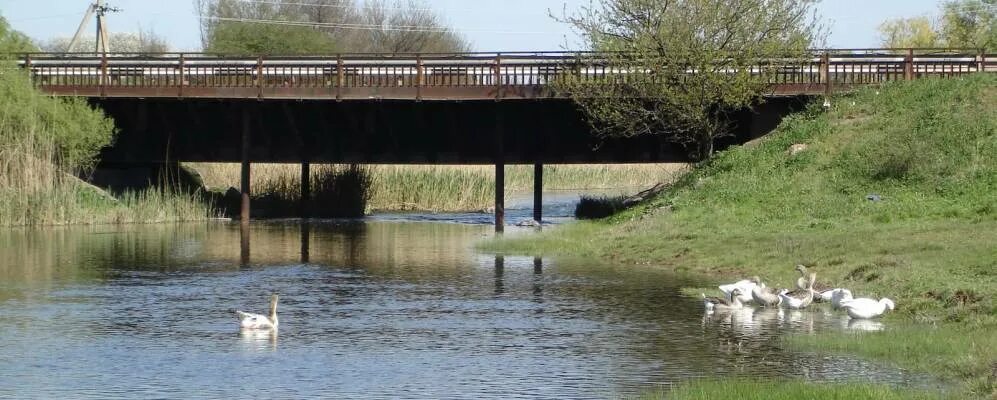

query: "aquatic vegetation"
xmin=190 ymin=163 xmax=685 ymax=213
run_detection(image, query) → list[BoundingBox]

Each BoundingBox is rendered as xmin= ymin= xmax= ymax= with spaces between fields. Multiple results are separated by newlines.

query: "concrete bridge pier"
xmin=494 ymin=110 xmax=505 ymax=233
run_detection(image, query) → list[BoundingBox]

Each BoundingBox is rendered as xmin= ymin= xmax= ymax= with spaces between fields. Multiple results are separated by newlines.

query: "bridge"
xmin=14 ymin=49 xmax=996 ymax=230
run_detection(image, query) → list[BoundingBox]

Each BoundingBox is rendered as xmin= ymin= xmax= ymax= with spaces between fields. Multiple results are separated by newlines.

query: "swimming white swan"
xmin=719 ymin=278 xmax=757 ymax=304
xmin=236 ymin=294 xmax=279 ymax=330
xmin=703 ymin=288 xmax=744 ymax=311
xmin=839 ymin=297 xmax=895 ymax=319
xmin=750 ymin=278 xmax=782 ymax=307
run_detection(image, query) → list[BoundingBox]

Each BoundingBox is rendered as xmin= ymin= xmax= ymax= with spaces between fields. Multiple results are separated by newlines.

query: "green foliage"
xmin=196 ymin=0 xmax=470 ymax=54
xmin=0 ymin=15 xmax=36 ymax=54
xmin=557 ymin=0 xmax=822 ymax=159
xmin=0 ymin=63 xmax=115 ymax=172
xmin=940 ymin=0 xmax=997 ymax=49
xmin=878 ymin=0 xmax=995 ymax=50
xmin=878 ymin=17 xmax=942 ymax=48
xmin=206 ymin=21 xmax=338 ymax=55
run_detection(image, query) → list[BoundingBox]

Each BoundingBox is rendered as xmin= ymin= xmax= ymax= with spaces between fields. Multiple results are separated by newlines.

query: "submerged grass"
xmin=641 ymin=379 xmax=943 ymax=400
xmin=484 ymin=74 xmax=997 ymax=397
xmin=190 ymin=163 xmax=686 ymax=212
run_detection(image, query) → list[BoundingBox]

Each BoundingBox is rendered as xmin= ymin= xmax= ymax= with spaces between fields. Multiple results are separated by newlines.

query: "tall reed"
xmin=0 ymin=63 xmax=215 ymax=227
xmin=190 ymin=163 xmax=687 ymax=213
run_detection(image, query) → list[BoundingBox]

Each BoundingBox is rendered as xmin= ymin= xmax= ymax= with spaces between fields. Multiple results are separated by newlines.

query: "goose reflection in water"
xmin=240 ymin=328 xmax=278 ymax=352
xmin=845 ymin=317 xmax=885 ymax=332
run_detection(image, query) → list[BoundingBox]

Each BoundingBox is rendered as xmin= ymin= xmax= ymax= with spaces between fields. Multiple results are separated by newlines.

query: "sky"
xmin=0 ymin=0 xmax=946 ymax=52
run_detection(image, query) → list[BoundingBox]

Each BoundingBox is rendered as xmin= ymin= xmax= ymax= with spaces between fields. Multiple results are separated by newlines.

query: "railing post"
xmin=416 ymin=53 xmax=424 ymax=102
xmin=256 ymin=56 xmax=264 ymax=100
xmin=979 ymin=48 xmax=986 ymax=73
xmin=100 ymin=52 xmax=108 ymax=97
xmin=820 ymin=51 xmax=831 ymax=97
xmin=904 ymin=48 xmax=914 ymax=81
xmin=494 ymin=53 xmax=502 ymax=101
xmin=178 ymin=53 xmax=185 ymax=98
xmin=24 ymin=54 xmax=32 ymax=86
xmin=336 ymin=54 xmax=344 ymax=102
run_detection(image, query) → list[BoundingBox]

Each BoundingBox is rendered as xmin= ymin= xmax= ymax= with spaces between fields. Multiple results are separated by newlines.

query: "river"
xmin=0 ymin=192 xmax=931 ymax=399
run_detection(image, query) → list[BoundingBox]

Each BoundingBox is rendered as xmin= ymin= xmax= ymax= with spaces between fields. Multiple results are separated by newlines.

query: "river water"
xmin=0 ymin=193 xmax=931 ymax=399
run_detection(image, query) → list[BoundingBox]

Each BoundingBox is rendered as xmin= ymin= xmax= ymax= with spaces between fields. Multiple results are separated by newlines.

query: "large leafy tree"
xmin=557 ymin=0 xmax=821 ymax=159
xmin=195 ymin=0 xmax=469 ymax=54
xmin=878 ymin=0 xmax=995 ymax=50
xmin=940 ymin=0 xmax=996 ymax=49
xmin=878 ymin=17 xmax=941 ymax=48
xmin=0 ymin=15 xmax=35 ymax=54
xmin=40 ymin=31 xmax=171 ymax=54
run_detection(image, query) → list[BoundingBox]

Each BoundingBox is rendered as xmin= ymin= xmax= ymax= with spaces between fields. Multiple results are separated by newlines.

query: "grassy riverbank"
xmin=486 ymin=74 xmax=996 ymax=398
xmin=0 ymin=55 xmax=215 ymax=227
xmin=189 ymin=163 xmax=686 ymax=213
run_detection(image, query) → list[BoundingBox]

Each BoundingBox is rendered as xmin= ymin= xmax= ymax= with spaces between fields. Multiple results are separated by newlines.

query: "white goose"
xmin=719 ymin=278 xmax=757 ymax=304
xmin=779 ymin=274 xmax=815 ymax=309
xmin=236 ymin=294 xmax=279 ymax=330
xmin=839 ymin=297 xmax=895 ymax=319
xmin=702 ymin=288 xmax=744 ymax=311
xmin=750 ymin=277 xmax=782 ymax=307
xmin=822 ymin=288 xmax=854 ymax=310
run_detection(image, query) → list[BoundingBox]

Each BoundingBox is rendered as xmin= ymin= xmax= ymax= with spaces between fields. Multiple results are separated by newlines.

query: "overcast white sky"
xmin=0 ymin=0 xmax=946 ymax=51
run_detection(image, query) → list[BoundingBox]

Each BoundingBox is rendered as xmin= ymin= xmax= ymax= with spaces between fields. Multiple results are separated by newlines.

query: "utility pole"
xmin=67 ymin=0 xmax=121 ymax=53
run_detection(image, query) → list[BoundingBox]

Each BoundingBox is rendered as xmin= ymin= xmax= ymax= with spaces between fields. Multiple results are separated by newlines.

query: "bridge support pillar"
xmin=495 ymin=162 xmax=505 ymax=233
xmin=533 ymin=163 xmax=543 ymax=225
xmin=240 ymin=108 xmax=251 ymax=224
xmin=300 ymin=162 xmax=311 ymax=218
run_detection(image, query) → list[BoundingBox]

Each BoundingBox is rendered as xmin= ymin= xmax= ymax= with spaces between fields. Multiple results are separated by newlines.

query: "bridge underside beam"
xmin=91 ymin=98 xmax=805 ymax=165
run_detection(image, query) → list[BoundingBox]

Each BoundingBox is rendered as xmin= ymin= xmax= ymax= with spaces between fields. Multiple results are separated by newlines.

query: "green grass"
xmin=484 ymin=74 xmax=997 ymax=398
xmin=640 ymin=379 xmax=944 ymax=400
xmin=0 ymin=63 xmax=216 ymax=227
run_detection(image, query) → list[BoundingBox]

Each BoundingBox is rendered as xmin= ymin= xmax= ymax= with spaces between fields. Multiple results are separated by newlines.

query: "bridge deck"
xmin=17 ymin=49 xmax=996 ymax=100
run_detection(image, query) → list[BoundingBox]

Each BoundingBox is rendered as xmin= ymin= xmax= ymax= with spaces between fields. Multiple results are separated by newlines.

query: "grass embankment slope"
xmin=0 ymin=26 xmax=214 ymax=226
xmin=487 ymin=74 xmax=996 ymax=398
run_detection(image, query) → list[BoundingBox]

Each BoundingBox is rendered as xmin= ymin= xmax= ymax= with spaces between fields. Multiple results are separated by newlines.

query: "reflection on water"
xmin=240 ymin=329 xmax=278 ymax=352
xmin=0 ymin=220 xmax=936 ymax=399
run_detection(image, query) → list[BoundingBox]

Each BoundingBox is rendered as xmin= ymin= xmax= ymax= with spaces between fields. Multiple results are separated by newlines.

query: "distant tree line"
xmin=193 ymin=0 xmax=471 ymax=54
xmin=878 ymin=0 xmax=996 ymax=50
xmin=39 ymin=31 xmax=170 ymax=53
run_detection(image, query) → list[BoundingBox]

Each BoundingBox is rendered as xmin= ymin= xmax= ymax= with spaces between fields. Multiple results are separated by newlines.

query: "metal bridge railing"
xmin=13 ymin=49 xmax=996 ymax=99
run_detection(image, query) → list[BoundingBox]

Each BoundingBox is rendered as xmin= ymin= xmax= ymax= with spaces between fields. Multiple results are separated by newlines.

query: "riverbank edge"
xmin=481 ymin=74 xmax=997 ymax=398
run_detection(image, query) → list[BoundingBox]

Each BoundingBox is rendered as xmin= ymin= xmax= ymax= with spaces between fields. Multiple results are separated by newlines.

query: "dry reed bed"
xmin=189 ymin=163 xmax=689 ymax=212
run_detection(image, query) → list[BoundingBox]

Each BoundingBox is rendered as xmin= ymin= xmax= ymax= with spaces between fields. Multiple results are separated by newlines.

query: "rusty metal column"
xmin=240 ymin=106 xmax=252 ymax=224
xmin=300 ymin=162 xmax=311 ymax=218
xmin=533 ymin=163 xmax=543 ymax=224
xmin=904 ymin=48 xmax=915 ymax=81
xmin=495 ymin=162 xmax=505 ymax=233
xmin=494 ymin=110 xmax=505 ymax=233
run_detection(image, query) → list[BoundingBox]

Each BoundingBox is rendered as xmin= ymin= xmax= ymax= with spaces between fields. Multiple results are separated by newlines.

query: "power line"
xmin=8 ymin=12 xmax=87 ymax=23
xmin=231 ymin=0 xmax=552 ymax=16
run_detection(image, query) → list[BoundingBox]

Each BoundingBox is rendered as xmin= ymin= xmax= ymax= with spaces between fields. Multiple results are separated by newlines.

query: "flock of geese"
xmin=233 ymin=265 xmax=894 ymax=332
xmin=702 ymin=265 xmax=895 ymax=319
